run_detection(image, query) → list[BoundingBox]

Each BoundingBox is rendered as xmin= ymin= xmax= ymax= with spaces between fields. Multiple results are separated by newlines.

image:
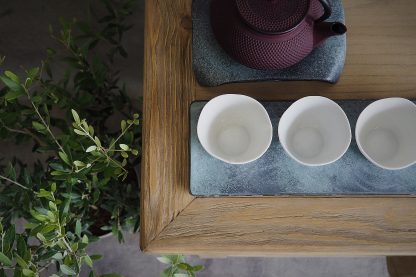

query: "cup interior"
xmin=356 ymin=98 xmax=416 ymax=170
xmin=197 ymin=94 xmax=272 ymax=164
xmin=278 ymin=96 xmax=351 ymax=166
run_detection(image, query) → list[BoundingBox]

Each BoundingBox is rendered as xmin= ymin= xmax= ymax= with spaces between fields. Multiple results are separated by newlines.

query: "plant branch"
xmin=77 ymin=124 xmax=126 ymax=173
xmin=108 ymin=121 xmax=134 ymax=150
xmin=0 ymin=120 xmax=45 ymax=146
xmin=22 ymin=86 xmax=66 ymax=155
xmin=0 ymin=174 xmax=32 ymax=191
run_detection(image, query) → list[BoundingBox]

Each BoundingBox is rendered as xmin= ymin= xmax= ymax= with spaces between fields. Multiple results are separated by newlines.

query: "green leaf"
xmin=192 ymin=265 xmax=204 ymax=272
xmin=121 ymin=158 xmax=127 ymax=167
xmin=94 ymin=136 xmax=101 ymax=147
xmin=51 ymin=182 xmax=57 ymax=192
xmin=173 ymin=274 xmax=188 ymax=277
xmin=0 ymin=252 xmax=12 ymax=266
xmin=32 ymin=121 xmax=46 ymax=132
xmin=73 ymin=129 xmax=86 ymax=136
xmin=27 ymin=67 xmax=40 ymax=80
xmin=177 ymin=263 xmax=191 ymax=271
xmin=157 ymin=256 xmax=173 ymax=265
xmin=15 ymin=253 xmax=28 ymax=268
xmin=82 ymin=120 xmax=89 ymax=132
xmin=59 ymin=151 xmax=71 ymax=166
xmin=49 ymin=201 xmax=58 ymax=211
xmin=24 ymin=223 xmax=38 ymax=229
xmin=16 ymin=236 xmax=27 ymax=257
xmin=71 ymin=109 xmax=80 ymax=124
xmin=60 ymin=264 xmax=77 ymax=275
xmin=4 ymin=89 xmax=24 ymax=101
xmin=88 ymin=125 xmax=95 ymax=136
xmin=90 ymin=254 xmax=103 ymax=261
xmin=36 ymin=232 xmax=47 ymax=242
xmin=73 ymin=160 xmax=85 ymax=167
xmin=161 ymin=267 xmax=177 ymax=277
xmin=41 ymin=224 xmax=56 ymax=234
xmin=86 ymin=145 xmax=97 ymax=152
xmin=100 ymin=274 xmax=123 ymax=277
xmin=0 ymin=75 xmax=23 ymax=92
xmin=51 ymin=171 xmax=65 ymax=176
xmin=52 ymin=252 xmax=63 ymax=260
xmin=5 ymin=71 xmax=20 ymax=83
xmin=121 ymin=151 xmax=128 ymax=158
xmin=37 ymin=189 xmax=54 ymax=200
xmin=31 ymin=95 xmax=42 ymax=104
xmin=119 ymin=144 xmax=129 ymax=151
xmin=121 ymin=120 xmax=126 ymax=131
xmin=30 ymin=210 xmax=48 ymax=222
xmin=131 ymin=149 xmax=139 ymax=156
xmin=5 ymin=162 xmax=16 ymax=180
xmin=22 ymin=269 xmax=34 ymax=277
xmin=75 ymin=219 xmax=81 ymax=237
xmin=71 ymin=242 xmax=78 ymax=252
xmin=84 ymin=255 xmax=93 ymax=268
xmin=3 ymin=225 xmax=16 ymax=252
xmin=82 ymin=234 xmax=89 ymax=243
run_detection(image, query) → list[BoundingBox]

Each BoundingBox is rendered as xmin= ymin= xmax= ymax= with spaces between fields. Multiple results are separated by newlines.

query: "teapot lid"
xmin=235 ymin=0 xmax=310 ymax=34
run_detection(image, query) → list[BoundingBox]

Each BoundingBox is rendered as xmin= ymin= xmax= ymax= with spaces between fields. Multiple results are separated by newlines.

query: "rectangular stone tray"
xmin=192 ymin=0 xmax=346 ymax=87
xmin=190 ymin=100 xmax=416 ymax=196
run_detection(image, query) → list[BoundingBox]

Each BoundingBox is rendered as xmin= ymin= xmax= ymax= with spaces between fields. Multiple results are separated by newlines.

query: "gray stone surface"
xmin=0 ymin=1 xmax=392 ymax=276
xmin=190 ymin=100 xmax=416 ymax=196
xmin=193 ymin=0 xmax=347 ymax=87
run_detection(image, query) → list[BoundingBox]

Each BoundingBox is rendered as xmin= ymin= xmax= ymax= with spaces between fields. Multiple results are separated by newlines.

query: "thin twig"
xmin=0 ymin=174 xmax=32 ymax=191
xmin=77 ymin=125 xmax=126 ymax=173
xmin=108 ymin=121 xmax=134 ymax=150
xmin=0 ymin=120 xmax=45 ymax=146
xmin=21 ymin=86 xmax=66 ymax=155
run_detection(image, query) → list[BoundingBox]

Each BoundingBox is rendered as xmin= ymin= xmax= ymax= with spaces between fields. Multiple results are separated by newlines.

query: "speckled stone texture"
xmin=192 ymin=0 xmax=347 ymax=87
xmin=190 ymin=100 xmax=416 ymax=196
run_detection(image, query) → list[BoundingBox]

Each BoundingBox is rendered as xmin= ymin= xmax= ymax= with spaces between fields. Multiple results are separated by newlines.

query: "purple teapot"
xmin=210 ymin=0 xmax=347 ymax=70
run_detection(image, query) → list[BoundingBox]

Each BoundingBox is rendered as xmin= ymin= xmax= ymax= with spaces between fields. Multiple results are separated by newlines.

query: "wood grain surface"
xmin=148 ymin=198 xmax=416 ymax=256
xmin=141 ymin=0 xmax=416 ymax=254
xmin=141 ymin=0 xmax=195 ymax=250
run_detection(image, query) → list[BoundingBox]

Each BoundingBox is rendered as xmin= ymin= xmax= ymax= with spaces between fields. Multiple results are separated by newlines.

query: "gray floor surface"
xmin=0 ymin=1 xmax=390 ymax=276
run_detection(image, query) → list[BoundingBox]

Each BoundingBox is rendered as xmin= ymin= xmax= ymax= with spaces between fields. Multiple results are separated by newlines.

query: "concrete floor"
xmin=0 ymin=1 xmax=391 ymax=276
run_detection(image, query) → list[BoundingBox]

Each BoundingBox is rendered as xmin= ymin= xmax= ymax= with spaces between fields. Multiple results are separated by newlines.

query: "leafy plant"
xmin=0 ymin=0 xmax=205 ymax=275
xmin=157 ymin=255 xmax=204 ymax=277
xmin=0 ymin=0 xmax=140 ymax=275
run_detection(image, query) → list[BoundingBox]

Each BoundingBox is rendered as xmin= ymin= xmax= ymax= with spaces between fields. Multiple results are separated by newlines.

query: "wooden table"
xmin=141 ymin=0 xmax=416 ymax=256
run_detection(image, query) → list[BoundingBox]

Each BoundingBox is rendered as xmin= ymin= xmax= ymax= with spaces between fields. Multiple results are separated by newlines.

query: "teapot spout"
xmin=314 ymin=22 xmax=347 ymax=47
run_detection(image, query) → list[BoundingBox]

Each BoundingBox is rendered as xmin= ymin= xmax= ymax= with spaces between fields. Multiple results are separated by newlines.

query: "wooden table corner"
xmin=140 ymin=0 xmax=416 ymax=255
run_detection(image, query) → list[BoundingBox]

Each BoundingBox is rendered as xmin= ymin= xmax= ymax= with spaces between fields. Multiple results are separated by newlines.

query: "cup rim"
xmin=355 ymin=97 xmax=416 ymax=170
xmin=197 ymin=94 xmax=273 ymax=165
xmin=278 ymin=96 xmax=352 ymax=167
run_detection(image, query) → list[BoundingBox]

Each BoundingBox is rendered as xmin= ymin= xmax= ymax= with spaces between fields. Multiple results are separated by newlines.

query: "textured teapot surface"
xmin=235 ymin=0 xmax=312 ymax=34
xmin=210 ymin=0 xmax=347 ymax=70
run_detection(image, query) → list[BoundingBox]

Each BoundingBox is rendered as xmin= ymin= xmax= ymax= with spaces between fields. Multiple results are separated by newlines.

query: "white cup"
xmin=355 ymin=98 xmax=416 ymax=170
xmin=278 ymin=96 xmax=351 ymax=166
xmin=197 ymin=94 xmax=273 ymax=164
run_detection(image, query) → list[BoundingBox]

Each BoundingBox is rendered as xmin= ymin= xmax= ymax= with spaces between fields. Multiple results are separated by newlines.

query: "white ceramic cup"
xmin=278 ymin=96 xmax=351 ymax=166
xmin=355 ymin=98 xmax=416 ymax=170
xmin=197 ymin=94 xmax=273 ymax=164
